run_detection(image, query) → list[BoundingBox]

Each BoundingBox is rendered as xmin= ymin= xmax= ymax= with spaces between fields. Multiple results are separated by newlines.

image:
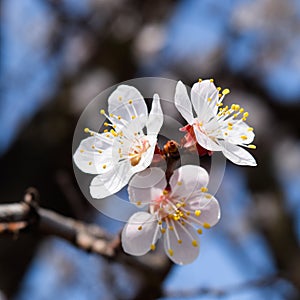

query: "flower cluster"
xmin=73 ymin=79 xmax=257 ymax=264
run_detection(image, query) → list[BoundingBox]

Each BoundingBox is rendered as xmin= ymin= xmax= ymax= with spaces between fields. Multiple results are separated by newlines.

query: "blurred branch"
xmin=0 ymin=188 xmax=118 ymax=258
xmin=163 ymin=273 xmax=282 ymax=298
xmin=0 ymin=187 xmax=173 ymax=300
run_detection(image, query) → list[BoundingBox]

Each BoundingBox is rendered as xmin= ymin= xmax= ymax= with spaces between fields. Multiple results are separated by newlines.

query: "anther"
xmin=197 ymin=228 xmax=203 ymax=234
xmin=222 ymin=88 xmax=230 ymax=95
xmin=195 ymin=210 xmax=201 ymax=217
xmin=192 ymin=240 xmax=198 ymax=247
xmin=203 ymin=223 xmax=211 ymax=229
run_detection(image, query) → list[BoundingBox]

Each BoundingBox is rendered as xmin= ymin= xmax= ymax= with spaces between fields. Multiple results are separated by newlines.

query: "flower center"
xmin=151 ymin=191 xmax=189 ymax=222
xmin=129 ymin=139 xmax=150 ymax=166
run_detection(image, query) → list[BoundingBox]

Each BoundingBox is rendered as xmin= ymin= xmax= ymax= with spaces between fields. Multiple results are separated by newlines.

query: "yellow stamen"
xmin=168 ymin=249 xmax=174 ymax=256
xmin=192 ymin=240 xmax=198 ymax=247
xmin=203 ymin=223 xmax=211 ymax=229
xmin=222 ymin=88 xmax=230 ymax=95
xmin=110 ymin=129 xmax=118 ymax=137
xmin=195 ymin=210 xmax=201 ymax=217
xmin=138 ymin=226 xmax=142 ymax=231
xmin=150 ymin=244 xmax=156 ymax=251
xmin=178 ymin=240 xmax=182 ymax=244
xmin=197 ymin=228 xmax=203 ymax=234
xmin=248 ymin=144 xmax=256 ymax=149
xmin=200 ymin=187 xmax=208 ymax=192
xmin=100 ymin=109 xmax=105 ymax=115
xmin=84 ymin=128 xmax=89 ymax=133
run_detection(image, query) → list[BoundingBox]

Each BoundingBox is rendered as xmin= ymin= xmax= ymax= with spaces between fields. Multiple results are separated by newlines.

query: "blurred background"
xmin=1 ymin=0 xmax=300 ymax=299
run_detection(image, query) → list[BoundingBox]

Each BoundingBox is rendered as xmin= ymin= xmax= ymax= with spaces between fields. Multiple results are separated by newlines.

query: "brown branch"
xmin=0 ymin=188 xmax=173 ymax=300
xmin=0 ymin=188 xmax=118 ymax=258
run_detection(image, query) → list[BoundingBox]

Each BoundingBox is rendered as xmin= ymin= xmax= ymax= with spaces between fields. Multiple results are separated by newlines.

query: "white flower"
xmin=73 ymin=85 xmax=163 ymax=199
xmin=175 ymin=79 xmax=257 ymax=166
xmin=121 ymin=165 xmax=221 ymax=265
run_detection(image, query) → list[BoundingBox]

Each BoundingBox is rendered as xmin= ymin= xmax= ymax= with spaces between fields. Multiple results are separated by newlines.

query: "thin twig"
xmin=0 ymin=188 xmax=118 ymax=257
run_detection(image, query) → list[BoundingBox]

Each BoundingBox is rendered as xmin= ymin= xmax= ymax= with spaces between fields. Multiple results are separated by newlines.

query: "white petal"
xmin=89 ymin=161 xmax=131 ymax=198
xmin=219 ymin=140 xmax=257 ymax=166
xmin=225 ymin=121 xmax=255 ymax=145
xmin=191 ymin=80 xmax=219 ymax=119
xmin=128 ymin=168 xmax=167 ymax=207
xmin=108 ymin=85 xmax=148 ymax=127
xmin=73 ymin=135 xmax=114 ymax=174
xmin=174 ymin=81 xmax=194 ymax=125
xmin=187 ymin=194 xmax=221 ymax=227
xmin=121 ymin=212 xmax=159 ymax=256
xmin=169 ymin=165 xmax=209 ymax=200
xmin=164 ymin=223 xmax=200 ymax=265
xmin=146 ymin=94 xmax=163 ymax=135
xmin=193 ymin=126 xmax=222 ymax=151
